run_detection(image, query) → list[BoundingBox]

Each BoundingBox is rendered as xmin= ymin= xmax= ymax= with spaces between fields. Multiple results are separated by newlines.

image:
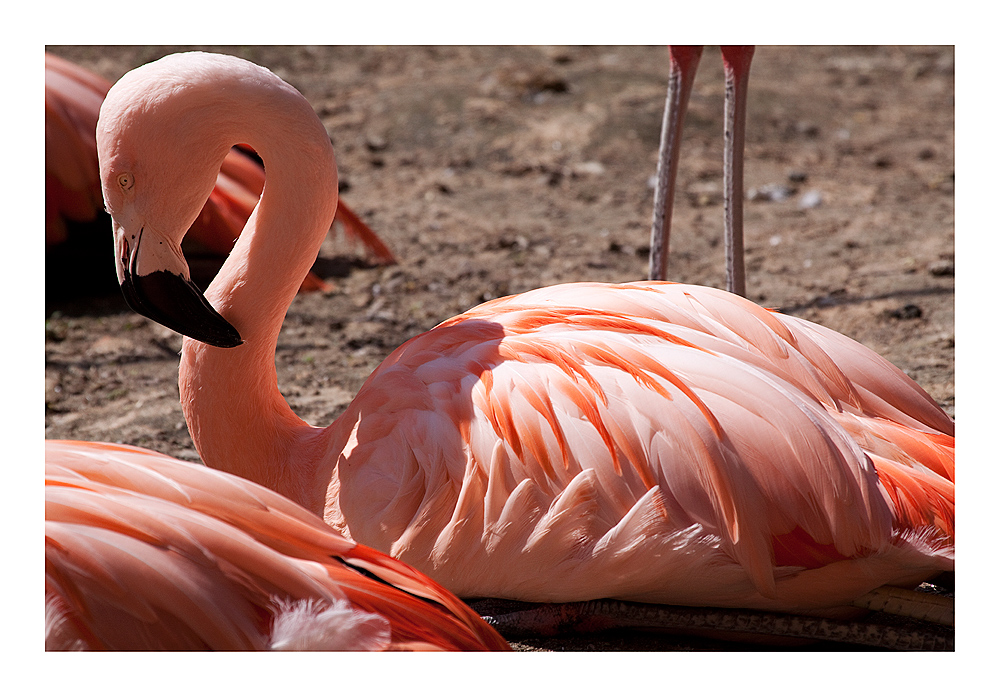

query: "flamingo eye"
xmin=118 ymin=173 xmax=134 ymax=190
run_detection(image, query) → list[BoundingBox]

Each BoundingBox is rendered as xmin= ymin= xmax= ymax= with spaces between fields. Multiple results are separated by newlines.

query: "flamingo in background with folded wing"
xmin=45 ymin=51 xmax=394 ymax=294
xmin=96 ymin=52 xmax=953 ymax=633
xmin=45 ymin=440 xmax=508 ymax=651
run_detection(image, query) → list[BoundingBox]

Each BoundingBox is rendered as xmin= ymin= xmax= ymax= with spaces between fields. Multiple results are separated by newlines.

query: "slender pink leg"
xmin=720 ymin=46 xmax=754 ymax=297
xmin=648 ymin=46 xmax=703 ymax=281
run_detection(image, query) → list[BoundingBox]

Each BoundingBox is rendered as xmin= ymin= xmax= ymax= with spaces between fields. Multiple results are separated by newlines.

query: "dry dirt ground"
xmin=44 ymin=45 xmax=954 ymax=651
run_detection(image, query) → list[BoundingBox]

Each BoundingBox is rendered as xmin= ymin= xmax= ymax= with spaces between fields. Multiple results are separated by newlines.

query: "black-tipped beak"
xmin=121 ymin=268 xmax=243 ymax=348
xmin=114 ymin=224 xmax=242 ymax=348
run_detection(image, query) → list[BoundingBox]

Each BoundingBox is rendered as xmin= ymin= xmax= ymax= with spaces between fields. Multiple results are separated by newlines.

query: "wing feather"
xmin=46 ymin=441 xmax=507 ymax=651
xmin=328 ymin=282 xmax=954 ymax=608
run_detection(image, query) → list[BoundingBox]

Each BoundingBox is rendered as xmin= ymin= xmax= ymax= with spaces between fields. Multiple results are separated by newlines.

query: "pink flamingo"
xmin=46 ymin=440 xmax=508 ymax=651
xmin=97 ymin=52 xmax=953 ymax=625
xmin=649 ymin=46 xmax=754 ymax=296
xmin=45 ymin=51 xmax=394 ymax=293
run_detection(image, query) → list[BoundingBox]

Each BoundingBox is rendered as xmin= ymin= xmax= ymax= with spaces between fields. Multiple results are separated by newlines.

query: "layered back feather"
xmin=327 ymin=282 xmax=953 ymax=610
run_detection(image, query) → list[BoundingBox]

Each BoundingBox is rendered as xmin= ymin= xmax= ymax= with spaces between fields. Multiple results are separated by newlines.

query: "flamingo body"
xmin=98 ymin=52 xmax=954 ymax=615
xmin=319 ymin=281 xmax=953 ymax=607
xmin=45 ymin=440 xmax=508 ymax=651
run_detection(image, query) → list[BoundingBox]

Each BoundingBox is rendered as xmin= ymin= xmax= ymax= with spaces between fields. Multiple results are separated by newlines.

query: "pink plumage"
xmin=45 ymin=440 xmax=508 ymax=651
xmin=322 ymin=282 xmax=952 ymax=607
xmin=96 ymin=52 xmax=953 ymax=617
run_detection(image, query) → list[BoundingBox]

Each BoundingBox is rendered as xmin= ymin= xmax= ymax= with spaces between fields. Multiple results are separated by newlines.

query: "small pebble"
xmin=365 ymin=133 xmax=388 ymax=152
xmin=748 ymin=183 xmax=794 ymax=202
xmin=572 ymin=161 xmax=606 ymax=176
xmin=798 ymin=190 xmax=823 ymax=209
xmin=887 ymin=304 xmax=923 ymax=320
xmin=928 ymin=259 xmax=954 ymax=277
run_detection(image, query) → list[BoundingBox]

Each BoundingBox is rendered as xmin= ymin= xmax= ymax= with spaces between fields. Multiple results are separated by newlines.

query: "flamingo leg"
xmin=648 ymin=46 xmax=703 ymax=281
xmin=720 ymin=46 xmax=755 ymax=297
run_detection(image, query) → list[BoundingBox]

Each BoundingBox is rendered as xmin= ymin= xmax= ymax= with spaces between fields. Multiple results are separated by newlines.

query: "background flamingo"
xmin=46 ymin=439 xmax=508 ymax=651
xmin=95 ymin=52 xmax=953 ymax=641
xmin=45 ymin=51 xmax=394 ymax=295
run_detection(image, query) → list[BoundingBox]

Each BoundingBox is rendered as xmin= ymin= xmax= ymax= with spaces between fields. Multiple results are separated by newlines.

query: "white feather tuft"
xmin=269 ymin=598 xmax=392 ymax=651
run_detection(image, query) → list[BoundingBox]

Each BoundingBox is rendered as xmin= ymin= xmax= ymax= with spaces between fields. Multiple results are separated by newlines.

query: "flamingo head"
xmin=96 ymin=53 xmax=244 ymax=348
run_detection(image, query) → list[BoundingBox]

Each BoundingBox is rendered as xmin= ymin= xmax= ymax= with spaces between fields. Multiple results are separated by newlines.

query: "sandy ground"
xmin=44 ymin=45 xmax=954 ymax=651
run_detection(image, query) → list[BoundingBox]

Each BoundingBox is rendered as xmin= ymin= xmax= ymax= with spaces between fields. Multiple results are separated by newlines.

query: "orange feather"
xmin=98 ymin=52 xmax=954 ymax=615
xmin=45 ymin=440 xmax=508 ymax=651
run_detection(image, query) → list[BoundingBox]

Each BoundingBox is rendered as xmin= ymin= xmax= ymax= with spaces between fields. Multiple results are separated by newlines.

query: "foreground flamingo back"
xmin=45 ymin=440 xmax=507 ymax=651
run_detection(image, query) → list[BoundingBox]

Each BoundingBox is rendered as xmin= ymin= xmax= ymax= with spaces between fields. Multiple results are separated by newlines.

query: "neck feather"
xmin=178 ymin=67 xmax=339 ymax=514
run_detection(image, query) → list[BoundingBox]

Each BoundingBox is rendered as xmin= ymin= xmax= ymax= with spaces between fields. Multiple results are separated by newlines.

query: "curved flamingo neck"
xmin=178 ymin=70 xmax=339 ymax=514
